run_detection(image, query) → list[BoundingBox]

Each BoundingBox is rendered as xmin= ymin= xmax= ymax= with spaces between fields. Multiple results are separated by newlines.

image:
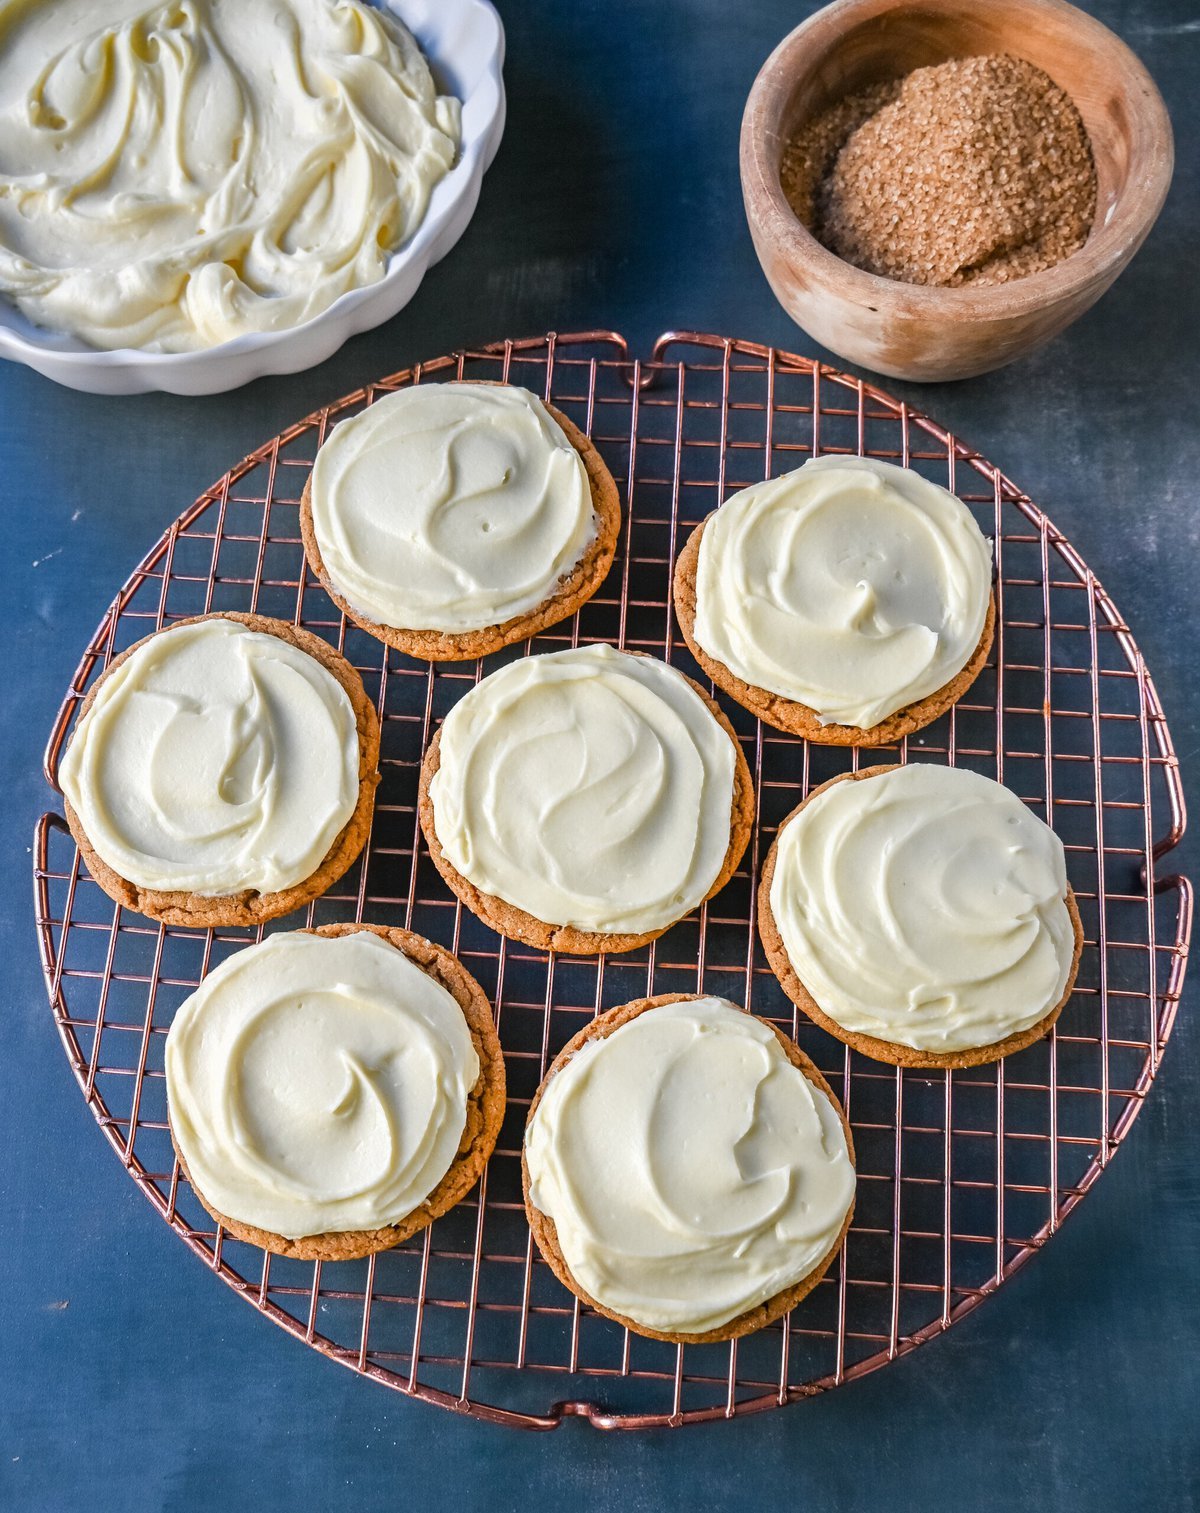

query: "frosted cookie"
xmin=673 ymin=455 xmax=995 ymax=744
xmin=523 ymin=994 xmax=856 ymax=1343
xmin=301 ymin=382 xmax=621 ymax=661
xmin=58 ymin=613 xmax=380 ymax=927
xmin=418 ymin=644 xmax=755 ymax=953
xmin=166 ymin=924 xmax=506 ymax=1261
xmin=759 ymin=764 xmax=1084 ymax=1069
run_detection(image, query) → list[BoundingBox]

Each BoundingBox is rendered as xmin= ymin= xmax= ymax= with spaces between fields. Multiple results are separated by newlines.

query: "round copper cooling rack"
xmin=34 ymin=331 xmax=1192 ymax=1430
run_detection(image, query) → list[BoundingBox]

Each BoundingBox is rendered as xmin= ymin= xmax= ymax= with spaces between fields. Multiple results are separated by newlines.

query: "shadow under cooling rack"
xmin=34 ymin=331 xmax=1192 ymax=1429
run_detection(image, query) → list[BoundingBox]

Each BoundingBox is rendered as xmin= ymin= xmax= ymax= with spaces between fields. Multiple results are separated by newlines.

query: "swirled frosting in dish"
xmin=770 ymin=765 xmax=1077 ymax=1053
xmin=59 ymin=618 xmax=360 ymax=895
xmin=693 ymin=455 xmax=992 ymax=728
xmin=525 ymin=997 xmax=855 ymax=1334
xmin=166 ymin=931 xmax=480 ymax=1238
xmin=0 ymin=0 xmax=460 ymax=352
xmin=429 ymin=644 xmax=737 ymax=935
xmin=309 ymin=383 xmax=597 ymax=633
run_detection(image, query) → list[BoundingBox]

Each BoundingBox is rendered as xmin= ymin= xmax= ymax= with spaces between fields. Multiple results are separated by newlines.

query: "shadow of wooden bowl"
xmin=739 ymin=0 xmax=1174 ymax=382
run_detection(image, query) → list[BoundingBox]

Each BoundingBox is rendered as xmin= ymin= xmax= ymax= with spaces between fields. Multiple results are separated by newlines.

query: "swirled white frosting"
xmin=770 ymin=765 xmax=1076 ymax=1053
xmin=309 ymin=384 xmax=597 ymax=633
xmin=525 ymin=997 xmax=855 ymax=1334
xmin=0 ymin=0 xmax=460 ymax=352
xmin=693 ymin=455 xmax=992 ymax=728
xmin=429 ymin=644 xmax=737 ymax=935
xmin=166 ymin=930 xmax=481 ymax=1238
xmin=59 ymin=618 xmax=360 ymax=896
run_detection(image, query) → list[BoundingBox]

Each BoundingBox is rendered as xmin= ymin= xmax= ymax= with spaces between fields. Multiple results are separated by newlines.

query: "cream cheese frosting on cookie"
xmin=309 ymin=384 xmax=597 ymax=633
xmin=59 ymin=618 xmax=359 ymax=895
xmin=166 ymin=931 xmax=480 ymax=1238
xmin=0 ymin=0 xmax=460 ymax=352
xmin=770 ymin=765 xmax=1076 ymax=1053
xmin=693 ymin=455 xmax=992 ymax=728
xmin=429 ymin=644 xmax=736 ymax=934
xmin=525 ymin=998 xmax=855 ymax=1334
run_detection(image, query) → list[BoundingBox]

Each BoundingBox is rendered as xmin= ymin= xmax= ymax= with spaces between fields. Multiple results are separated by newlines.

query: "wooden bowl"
xmin=739 ymin=0 xmax=1173 ymax=382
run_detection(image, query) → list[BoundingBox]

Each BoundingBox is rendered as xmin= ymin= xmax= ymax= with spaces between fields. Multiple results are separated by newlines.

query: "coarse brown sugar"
xmin=780 ymin=54 xmax=1098 ymax=287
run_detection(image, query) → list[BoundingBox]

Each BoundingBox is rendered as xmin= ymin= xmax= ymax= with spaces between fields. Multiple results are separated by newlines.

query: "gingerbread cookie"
xmin=523 ymin=993 xmax=856 ymax=1343
xmin=300 ymin=382 xmax=621 ymax=662
xmin=168 ymin=923 xmax=506 ymax=1261
xmin=758 ymin=764 xmax=1084 ymax=1070
xmin=417 ymin=645 xmax=755 ymax=954
xmin=59 ymin=612 xmax=380 ymax=928
xmin=673 ymin=454 xmax=995 ymax=744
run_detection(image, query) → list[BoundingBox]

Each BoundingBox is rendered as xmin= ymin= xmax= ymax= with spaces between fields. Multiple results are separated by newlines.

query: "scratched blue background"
xmin=3 ymin=2 xmax=1197 ymax=1507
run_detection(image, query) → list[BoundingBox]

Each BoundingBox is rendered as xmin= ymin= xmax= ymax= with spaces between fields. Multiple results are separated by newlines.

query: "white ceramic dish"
xmin=0 ymin=0 xmax=505 ymax=396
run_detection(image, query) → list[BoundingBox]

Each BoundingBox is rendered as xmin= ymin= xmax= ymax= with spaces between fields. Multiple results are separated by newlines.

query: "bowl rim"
xmin=739 ymin=0 xmax=1175 ymax=320
xmin=0 ymin=0 xmax=505 ymax=390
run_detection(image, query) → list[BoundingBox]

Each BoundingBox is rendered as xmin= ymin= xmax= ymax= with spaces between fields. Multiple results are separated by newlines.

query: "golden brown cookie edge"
xmin=756 ymin=764 xmax=1086 ymax=1070
xmin=672 ymin=517 xmax=996 ymax=745
xmin=416 ymin=657 xmax=755 ymax=954
xmin=520 ymin=992 xmax=856 ymax=1344
xmin=61 ymin=612 xmax=381 ymax=929
xmin=298 ymin=386 xmax=622 ymax=662
xmin=171 ymin=922 xmax=507 ymax=1261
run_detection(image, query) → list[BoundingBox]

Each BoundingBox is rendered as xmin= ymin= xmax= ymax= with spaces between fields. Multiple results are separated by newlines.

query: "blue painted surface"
xmin=3 ymin=1 xmax=1197 ymax=1507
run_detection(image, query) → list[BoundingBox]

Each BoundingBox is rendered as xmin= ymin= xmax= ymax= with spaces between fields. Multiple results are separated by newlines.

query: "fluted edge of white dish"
xmin=0 ymin=0 xmax=506 ymax=396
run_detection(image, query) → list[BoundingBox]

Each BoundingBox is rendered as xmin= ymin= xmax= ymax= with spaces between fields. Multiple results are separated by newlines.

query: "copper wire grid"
xmin=34 ymin=331 xmax=1192 ymax=1430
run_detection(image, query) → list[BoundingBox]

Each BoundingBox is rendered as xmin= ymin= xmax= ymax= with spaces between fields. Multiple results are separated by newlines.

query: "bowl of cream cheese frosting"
xmin=0 ymin=0 xmax=505 ymax=394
